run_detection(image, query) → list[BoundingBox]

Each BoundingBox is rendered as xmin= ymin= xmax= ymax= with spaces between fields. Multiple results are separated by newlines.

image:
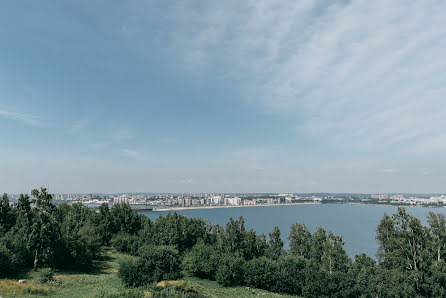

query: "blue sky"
xmin=1 ymin=1 xmax=446 ymax=194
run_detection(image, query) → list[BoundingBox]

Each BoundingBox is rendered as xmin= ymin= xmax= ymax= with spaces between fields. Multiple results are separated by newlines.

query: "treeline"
xmin=2 ymin=189 xmax=446 ymax=297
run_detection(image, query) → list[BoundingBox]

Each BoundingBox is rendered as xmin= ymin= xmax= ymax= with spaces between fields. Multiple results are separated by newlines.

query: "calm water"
xmin=139 ymin=204 xmax=446 ymax=258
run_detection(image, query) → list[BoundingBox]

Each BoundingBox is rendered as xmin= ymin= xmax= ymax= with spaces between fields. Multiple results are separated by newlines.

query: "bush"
xmin=215 ymin=254 xmax=245 ymax=287
xmin=182 ymin=243 xmax=220 ymax=279
xmin=119 ymin=245 xmax=182 ymax=287
xmin=118 ymin=257 xmax=141 ymax=288
xmin=275 ymin=255 xmax=306 ymax=294
xmin=0 ymin=243 xmax=15 ymax=277
xmin=111 ymin=233 xmax=139 ymax=255
xmin=243 ymin=257 xmax=277 ymax=290
xmin=38 ymin=268 xmax=55 ymax=284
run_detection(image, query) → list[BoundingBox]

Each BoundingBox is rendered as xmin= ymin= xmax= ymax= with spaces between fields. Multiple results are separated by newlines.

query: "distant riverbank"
xmin=154 ymin=202 xmax=320 ymax=211
xmin=153 ymin=201 xmax=446 ymax=212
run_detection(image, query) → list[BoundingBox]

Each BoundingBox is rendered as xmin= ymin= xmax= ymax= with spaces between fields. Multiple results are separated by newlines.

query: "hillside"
xmin=0 ymin=247 xmax=295 ymax=298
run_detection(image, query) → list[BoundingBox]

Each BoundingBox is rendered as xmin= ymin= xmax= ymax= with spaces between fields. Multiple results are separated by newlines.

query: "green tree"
xmin=427 ymin=212 xmax=446 ymax=262
xmin=376 ymin=208 xmax=430 ymax=293
xmin=310 ymin=227 xmax=327 ymax=264
xmin=30 ymin=188 xmax=61 ymax=270
xmin=225 ymin=217 xmax=246 ymax=254
xmin=321 ymin=232 xmax=350 ymax=274
xmin=267 ymin=226 xmax=283 ymax=260
xmin=289 ymin=222 xmax=312 ymax=258
xmin=0 ymin=193 xmax=14 ymax=233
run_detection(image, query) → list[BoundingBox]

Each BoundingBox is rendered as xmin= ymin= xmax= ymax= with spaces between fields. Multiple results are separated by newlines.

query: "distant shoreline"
xmin=154 ymin=202 xmax=321 ymax=211
xmin=152 ymin=201 xmax=446 ymax=212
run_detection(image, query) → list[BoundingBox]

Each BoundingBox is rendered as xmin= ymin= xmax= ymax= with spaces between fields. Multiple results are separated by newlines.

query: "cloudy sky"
xmin=1 ymin=0 xmax=446 ymax=194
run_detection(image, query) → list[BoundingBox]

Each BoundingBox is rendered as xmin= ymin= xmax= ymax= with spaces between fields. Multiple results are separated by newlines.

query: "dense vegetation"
xmin=2 ymin=189 xmax=446 ymax=297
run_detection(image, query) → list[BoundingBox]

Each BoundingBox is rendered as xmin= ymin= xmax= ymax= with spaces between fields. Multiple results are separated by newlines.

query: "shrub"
xmin=243 ymin=256 xmax=277 ymax=290
xmin=111 ymin=233 xmax=139 ymax=255
xmin=38 ymin=268 xmax=55 ymax=284
xmin=275 ymin=255 xmax=306 ymax=295
xmin=215 ymin=254 xmax=245 ymax=287
xmin=119 ymin=245 xmax=182 ymax=287
xmin=182 ymin=243 xmax=220 ymax=279
xmin=0 ymin=243 xmax=15 ymax=277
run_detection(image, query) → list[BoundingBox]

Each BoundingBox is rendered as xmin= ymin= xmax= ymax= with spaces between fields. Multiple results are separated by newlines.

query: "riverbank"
xmin=153 ymin=201 xmax=446 ymax=211
xmin=154 ymin=202 xmax=320 ymax=211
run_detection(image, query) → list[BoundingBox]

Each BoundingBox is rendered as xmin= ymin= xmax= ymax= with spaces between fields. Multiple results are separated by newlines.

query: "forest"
xmin=1 ymin=188 xmax=446 ymax=297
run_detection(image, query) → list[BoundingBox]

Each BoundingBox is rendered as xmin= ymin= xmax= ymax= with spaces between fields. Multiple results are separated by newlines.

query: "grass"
xmin=0 ymin=248 xmax=296 ymax=298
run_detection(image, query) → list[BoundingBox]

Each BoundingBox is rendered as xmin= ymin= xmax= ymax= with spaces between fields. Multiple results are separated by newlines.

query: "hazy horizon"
xmin=2 ymin=1 xmax=446 ymax=194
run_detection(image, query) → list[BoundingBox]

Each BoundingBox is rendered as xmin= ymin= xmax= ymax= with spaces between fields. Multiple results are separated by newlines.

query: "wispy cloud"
xmin=0 ymin=108 xmax=42 ymax=126
xmin=112 ymin=129 xmax=132 ymax=141
xmin=122 ymin=0 xmax=446 ymax=153
xmin=121 ymin=148 xmax=147 ymax=161
xmin=70 ymin=119 xmax=89 ymax=133
xmin=380 ymin=169 xmax=399 ymax=174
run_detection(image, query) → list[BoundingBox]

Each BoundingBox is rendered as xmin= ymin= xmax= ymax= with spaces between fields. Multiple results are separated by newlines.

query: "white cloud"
xmin=113 ymin=129 xmax=132 ymax=141
xmin=380 ymin=169 xmax=399 ymax=174
xmin=0 ymin=108 xmax=42 ymax=126
xmin=123 ymin=0 xmax=446 ymax=153
xmin=121 ymin=148 xmax=147 ymax=161
xmin=70 ymin=119 xmax=89 ymax=133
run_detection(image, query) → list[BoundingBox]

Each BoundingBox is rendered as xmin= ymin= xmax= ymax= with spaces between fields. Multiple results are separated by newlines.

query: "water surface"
xmin=140 ymin=204 xmax=446 ymax=258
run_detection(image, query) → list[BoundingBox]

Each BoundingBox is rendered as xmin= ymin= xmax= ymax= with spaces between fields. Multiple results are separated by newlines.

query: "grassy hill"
xmin=0 ymin=248 xmax=295 ymax=298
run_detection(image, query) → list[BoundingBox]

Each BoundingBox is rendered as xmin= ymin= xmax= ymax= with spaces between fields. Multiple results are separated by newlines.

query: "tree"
xmin=110 ymin=203 xmax=142 ymax=236
xmin=0 ymin=193 xmax=14 ymax=233
xmin=15 ymin=194 xmax=32 ymax=227
xmin=289 ymin=223 xmax=312 ymax=258
xmin=310 ymin=227 xmax=327 ymax=264
xmin=321 ymin=232 xmax=350 ymax=274
xmin=376 ymin=208 xmax=430 ymax=293
xmin=427 ymin=212 xmax=446 ymax=262
xmin=268 ymin=226 xmax=283 ymax=260
xmin=0 ymin=243 xmax=15 ymax=277
xmin=94 ymin=203 xmax=114 ymax=245
xmin=61 ymin=203 xmax=101 ymax=269
xmin=348 ymin=253 xmax=377 ymax=297
xmin=30 ymin=188 xmax=61 ymax=270
xmin=225 ymin=217 xmax=246 ymax=254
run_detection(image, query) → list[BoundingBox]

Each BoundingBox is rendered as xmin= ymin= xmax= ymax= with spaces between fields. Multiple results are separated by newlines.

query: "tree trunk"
xmin=33 ymin=250 xmax=38 ymax=271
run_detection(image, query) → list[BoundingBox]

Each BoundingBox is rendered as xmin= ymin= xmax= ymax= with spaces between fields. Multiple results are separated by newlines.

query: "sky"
xmin=1 ymin=0 xmax=446 ymax=194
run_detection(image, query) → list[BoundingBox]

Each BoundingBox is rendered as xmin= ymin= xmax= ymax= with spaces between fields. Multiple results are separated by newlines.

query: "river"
xmin=140 ymin=203 xmax=446 ymax=258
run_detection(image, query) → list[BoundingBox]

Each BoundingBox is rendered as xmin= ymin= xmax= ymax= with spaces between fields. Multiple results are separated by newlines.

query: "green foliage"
xmin=38 ymin=267 xmax=55 ymax=284
xmin=6 ymin=187 xmax=446 ymax=297
xmin=150 ymin=212 xmax=211 ymax=253
xmin=111 ymin=232 xmax=140 ymax=255
xmin=118 ymin=257 xmax=142 ymax=288
xmin=215 ymin=253 xmax=244 ymax=287
xmin=110 ymin=203 xmax=143 ymax=235
xmin=0 ymin=242 xmax=15 ymax=277
xmin=30 ymin=188 xmax=62 ymax=269
xmin=275 ymin=255 xmax=307 ymax=294
xmin=182 ymin=242 xmax=220 ymax=279
xmin=267 ymin=226 xmax=283 ymax=260
xmin=119 ymin=245 xmax=182 ymax=287
xmin=288 ymin=222 xmax=312 ymax=258
xmin=243 ymin=256 xmax=277 ymax=290
xmin=0 ymin=193 xmax=15 ymax=233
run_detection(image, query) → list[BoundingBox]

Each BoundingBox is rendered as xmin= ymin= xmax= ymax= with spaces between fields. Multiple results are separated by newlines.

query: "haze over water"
xmin=141 ymin=204 xmax=446 ymax=258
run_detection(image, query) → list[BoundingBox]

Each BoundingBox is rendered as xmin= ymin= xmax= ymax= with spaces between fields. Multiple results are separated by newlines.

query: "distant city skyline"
xmin=1 ymin=1 xmax=446 ymax=194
